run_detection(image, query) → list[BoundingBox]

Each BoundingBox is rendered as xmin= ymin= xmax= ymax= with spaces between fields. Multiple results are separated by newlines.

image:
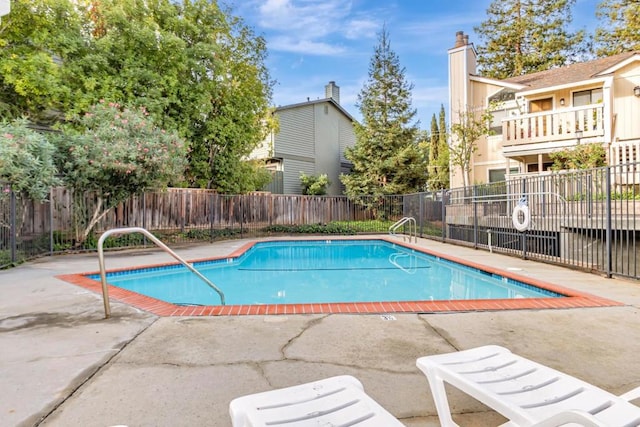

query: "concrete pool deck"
xmin=1 ymin=236 xmax=640 ymax=426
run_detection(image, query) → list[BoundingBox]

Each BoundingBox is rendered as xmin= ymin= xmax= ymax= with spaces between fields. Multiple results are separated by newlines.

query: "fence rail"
xmin=2 ymin=163 xmax=638 ymax=280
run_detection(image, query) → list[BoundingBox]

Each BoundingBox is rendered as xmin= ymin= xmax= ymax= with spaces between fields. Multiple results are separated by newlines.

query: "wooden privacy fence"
xmin=48 ymin=188 xmax=399 ymax=234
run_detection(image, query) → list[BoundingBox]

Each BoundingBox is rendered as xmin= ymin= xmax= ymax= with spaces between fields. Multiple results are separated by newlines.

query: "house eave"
xmin=275 ymin=98 xmax=357 ymax=123
xmin=515 ymin=76 xmax=612 ymax=97
xmin=595 ymin=53 xmax=640 ymax=75
xmin=470 ymin=74 xmax=526 ymax=90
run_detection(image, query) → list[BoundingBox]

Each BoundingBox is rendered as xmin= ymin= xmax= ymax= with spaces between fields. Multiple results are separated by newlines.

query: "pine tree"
xmin=427 ymin=105 xmax=450 ymax=191
xmin=474 ymin=0 xmax=587 ymax=79
xmin=341 ymin=28 xmax=427 ymax=200
xmin=427 ymin=114 xmax=440 ymax=189
xmin=594 ymin=0 xmax=640 ymax=57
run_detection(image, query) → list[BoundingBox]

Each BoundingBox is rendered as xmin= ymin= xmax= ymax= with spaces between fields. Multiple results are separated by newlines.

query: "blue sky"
xmin=232 ymin=0 xmax=600 ymax=130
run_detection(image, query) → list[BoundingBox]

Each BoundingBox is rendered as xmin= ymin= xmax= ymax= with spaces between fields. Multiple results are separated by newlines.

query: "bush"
xmin=263 ymin=223 xmax=356 ymax=234
xmin=300 ymin=172 xmax=331 ymax=195
xmin=0 ymin=119 xmax=60 ymax=200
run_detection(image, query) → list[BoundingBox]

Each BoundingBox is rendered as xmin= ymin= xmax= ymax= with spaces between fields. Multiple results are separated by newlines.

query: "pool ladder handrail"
xmin=97 ymin=227 xmax=225 ymax=319
xmin=389 ymin=217 xmax=417 ymax=243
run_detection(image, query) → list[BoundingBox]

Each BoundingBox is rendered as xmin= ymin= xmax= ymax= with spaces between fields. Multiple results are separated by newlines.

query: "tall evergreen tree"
xmin=341 ymin=28 xmax=427 ymax=200
xmin=427 ymin=114 xmax=439 ymax=184
xmin=474 ymin=0 xmax=586 ymax=79
xmin=594 ymin=0 xmax=640 ymax=57
xmin=427 ymin=105 xmax=450 ymax=191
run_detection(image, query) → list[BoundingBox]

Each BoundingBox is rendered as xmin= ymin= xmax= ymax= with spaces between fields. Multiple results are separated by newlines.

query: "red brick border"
xmin=56 ymin=237 xmax=623 ymax=316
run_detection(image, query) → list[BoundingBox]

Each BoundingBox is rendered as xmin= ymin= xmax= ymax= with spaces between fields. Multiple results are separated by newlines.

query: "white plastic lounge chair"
xmin=417 ymin=345 xmax=640 ymax=426
xmin=229 ymin=375 xmax=405 ymax=426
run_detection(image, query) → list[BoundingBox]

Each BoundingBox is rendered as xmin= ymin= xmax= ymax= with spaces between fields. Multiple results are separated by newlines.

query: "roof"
xmin=499 ymin=51 xmax=639 ymax=90
xmin=275 ymin=98 xmax=356 ymax=122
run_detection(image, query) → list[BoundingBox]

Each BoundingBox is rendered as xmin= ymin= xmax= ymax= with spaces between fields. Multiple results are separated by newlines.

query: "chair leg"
xmin=426 ymin=370 xmax=460 ymax=427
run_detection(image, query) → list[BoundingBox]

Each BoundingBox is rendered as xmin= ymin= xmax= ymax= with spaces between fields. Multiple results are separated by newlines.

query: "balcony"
xmin=502 ymin=104 xmax=605 ymax=147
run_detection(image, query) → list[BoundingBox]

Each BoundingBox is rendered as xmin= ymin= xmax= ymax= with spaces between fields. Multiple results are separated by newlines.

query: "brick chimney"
xmin=325 ymin=81 xmax=340 ymax=104
xmin=453 ymin=31 xmax=465 ymax=48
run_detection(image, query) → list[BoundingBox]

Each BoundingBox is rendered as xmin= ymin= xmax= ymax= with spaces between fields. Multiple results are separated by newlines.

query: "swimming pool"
xmin=89 ymin=239 xmax=561 ymax=306
xmin=58 ymin=236 xmax=619 ymax=316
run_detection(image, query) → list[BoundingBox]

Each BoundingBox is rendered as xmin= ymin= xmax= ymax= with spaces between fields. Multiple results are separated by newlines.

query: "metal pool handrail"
xmin=389 ymin=217 xmax=417 ymax=243
xmin=97 ymin=227 xmax=225 ymax=318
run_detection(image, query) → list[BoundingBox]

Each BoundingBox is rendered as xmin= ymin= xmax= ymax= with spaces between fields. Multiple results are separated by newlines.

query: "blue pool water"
xmin=93 ymin=240 xmax=562 ymax=306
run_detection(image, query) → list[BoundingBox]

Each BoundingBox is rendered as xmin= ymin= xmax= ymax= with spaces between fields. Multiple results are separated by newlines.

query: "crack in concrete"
xmin=418 ymin=314 xmax=460 ymax=351
xmin=266 ymin=357 xmax=412 ymax=375
xmin=279 ymin=314 xmax=330 ymax=358
xmin=254 ymin=361 xmax=273 ymax=388
xmin=34 ymin=317 xmax=160 ymax=426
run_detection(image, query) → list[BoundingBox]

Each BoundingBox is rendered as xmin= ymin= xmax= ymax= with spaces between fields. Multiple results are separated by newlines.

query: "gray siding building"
xmin=251 ymin=82 xmax=357 ymax=195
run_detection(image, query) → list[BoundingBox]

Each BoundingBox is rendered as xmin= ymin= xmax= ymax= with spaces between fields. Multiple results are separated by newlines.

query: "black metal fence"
xmin=2 ymin=163 xmax=638 ymax=280
xmin=402 ymin=162 xmax=638 ymax=280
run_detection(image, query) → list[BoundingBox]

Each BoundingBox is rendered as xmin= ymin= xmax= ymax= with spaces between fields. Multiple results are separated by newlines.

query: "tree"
xmin=0 ymin=0 xmax=275 ymax=193
xmin=70 ymin=0 xmax=275 ymax=193
xmin=300 ymin=173 xmax=331 ymax=195
xmin=594 ymin=0 xmax=640 ymax=57
xmin=341 ymin=28 xmax=427 ymax=201
xmin=0 ymin=119 xmax=60 ymax=200
xmin=449 ymin=106 xmax=494 ymax=188
xmin=0 ymin=0 xmax=86 ymax=122
xmin=427 ymin=105 xmax=450 ymax=191
xmin=474 ymin=0 xmax=587 ymax=79
xmin=53 ymin=101 xmax=187 ymax=244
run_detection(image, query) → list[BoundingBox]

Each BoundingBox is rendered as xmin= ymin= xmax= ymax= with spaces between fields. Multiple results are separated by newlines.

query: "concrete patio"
xmin=1 ymin=237 xmax=639 ymax=427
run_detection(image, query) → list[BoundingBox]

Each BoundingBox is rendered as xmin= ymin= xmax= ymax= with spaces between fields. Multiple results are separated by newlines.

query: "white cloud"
xmin=258 ymin=0 xmax=350 ymax=37
xmin=397 ymin=13 xmax=484 ymax=53
xmin=247 ymin=0 xmax=380 ymax=56
xmin=268 ymin=36 xmax=347 ymax=56
xmin=343 ymin=18 xmax=379 ymax=40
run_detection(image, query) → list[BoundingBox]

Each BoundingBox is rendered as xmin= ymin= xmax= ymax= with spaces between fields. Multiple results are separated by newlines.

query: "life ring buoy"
xmin=512 ymin=204 xmax=530 ymax=232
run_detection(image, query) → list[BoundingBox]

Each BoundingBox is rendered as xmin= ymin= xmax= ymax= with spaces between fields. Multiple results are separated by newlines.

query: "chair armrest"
xmin=620 ymin=385 xmax=640 ymax=402
xmin=529 ymin=409 xmax=607 ymax=427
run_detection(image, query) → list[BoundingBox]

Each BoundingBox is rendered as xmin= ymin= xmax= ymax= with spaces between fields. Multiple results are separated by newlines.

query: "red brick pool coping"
xmin=57 ymin=237 xmax=623 ymax=316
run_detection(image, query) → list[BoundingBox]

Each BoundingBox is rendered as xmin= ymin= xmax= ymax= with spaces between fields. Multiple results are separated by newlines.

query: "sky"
xmin=232 ymin=0 xmax=601 ymax=130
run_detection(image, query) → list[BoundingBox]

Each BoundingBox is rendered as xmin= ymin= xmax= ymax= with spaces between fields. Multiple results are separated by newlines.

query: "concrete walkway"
xmin=1 ymin=237 xmax=639 ymax=427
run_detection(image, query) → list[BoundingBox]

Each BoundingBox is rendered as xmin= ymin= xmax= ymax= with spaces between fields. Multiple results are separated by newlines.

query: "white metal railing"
xmin=388 ymin=217 xmax=417 ymax=243
xmin=97 ymin=227 xmax=225 ymax=318
xmin=502 ymin=104 xmax=604 ymax=146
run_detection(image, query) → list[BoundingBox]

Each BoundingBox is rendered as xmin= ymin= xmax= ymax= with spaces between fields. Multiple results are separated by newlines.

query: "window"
xmin=573 ymin=89 xmax=603 ymax=107
xmin=489 ymin=167 xmax=519 ymax=183
xmin=526 ymin=162 xmax=553 ymax=173
xmin=488 ymin=90 xmax=518 ymax=135
xmin=489 ymin=107 xmax=520 ymax=135
xmin=490 ymin=109 xmax=508 ymax=135
xmin=488 ymin=88 xmax=516 ymax=103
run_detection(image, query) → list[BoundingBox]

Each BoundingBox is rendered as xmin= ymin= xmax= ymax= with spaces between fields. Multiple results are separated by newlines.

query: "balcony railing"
xmin=502 ymin=104 xmax=604 ymax=146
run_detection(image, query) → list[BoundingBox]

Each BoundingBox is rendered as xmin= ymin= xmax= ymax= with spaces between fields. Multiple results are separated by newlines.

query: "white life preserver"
xmin=512 ymin=204 xmax=530 ymax=232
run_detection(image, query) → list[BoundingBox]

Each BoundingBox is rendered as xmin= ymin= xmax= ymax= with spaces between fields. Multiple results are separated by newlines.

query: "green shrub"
xmin=182 ymin=228 xmax=242 ymax=240
xmin=263 ymin=223 xmax=356 ymax=234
